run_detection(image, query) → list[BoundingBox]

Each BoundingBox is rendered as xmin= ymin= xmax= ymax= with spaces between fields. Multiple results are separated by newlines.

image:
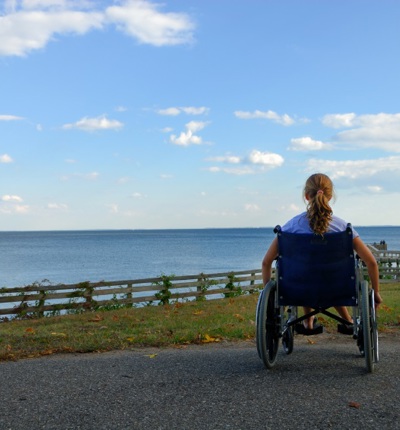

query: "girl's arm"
xmin=353 ymin=236 xmax=382 ymax=306
xmin=261 ymin=237 xmax=279 ymax=286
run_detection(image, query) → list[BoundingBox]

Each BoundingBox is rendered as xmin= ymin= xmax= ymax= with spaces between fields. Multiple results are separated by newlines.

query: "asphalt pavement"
xmin=1 ymin=332 xmax=399 ymax=430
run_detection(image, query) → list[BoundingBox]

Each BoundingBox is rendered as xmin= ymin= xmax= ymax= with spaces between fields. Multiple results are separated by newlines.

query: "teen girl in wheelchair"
xmin=257 ymin=173 xmax=382 ymax=372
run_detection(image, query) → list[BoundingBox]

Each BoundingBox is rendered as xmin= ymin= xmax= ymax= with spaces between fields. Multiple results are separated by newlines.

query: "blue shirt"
xmin=282 ymin=212 xmax=359 ymax=238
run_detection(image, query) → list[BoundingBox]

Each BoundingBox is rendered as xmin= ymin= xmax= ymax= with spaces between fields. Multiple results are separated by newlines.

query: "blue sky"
xmin=1 ymin=0 xmax=400 ymax=231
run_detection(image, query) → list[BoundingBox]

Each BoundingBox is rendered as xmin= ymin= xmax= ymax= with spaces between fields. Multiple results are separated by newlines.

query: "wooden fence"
xmin=0 ymin=269 xmax=263 ymax=320
xmin=1 ymin=254 xmax=399 ymax=321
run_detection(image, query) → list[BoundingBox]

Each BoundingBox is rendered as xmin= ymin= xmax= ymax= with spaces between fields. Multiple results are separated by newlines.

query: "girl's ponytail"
xmin=304 ymin=174 xmax=334 ymax=235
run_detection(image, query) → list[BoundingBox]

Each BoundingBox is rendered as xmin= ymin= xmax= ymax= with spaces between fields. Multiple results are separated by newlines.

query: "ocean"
xmin=1 ymin=226 xmax=399 ymax=288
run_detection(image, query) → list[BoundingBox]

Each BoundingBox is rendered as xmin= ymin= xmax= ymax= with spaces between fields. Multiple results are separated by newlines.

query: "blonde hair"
xmin=304 ymin=173 xmax=334 ymax=235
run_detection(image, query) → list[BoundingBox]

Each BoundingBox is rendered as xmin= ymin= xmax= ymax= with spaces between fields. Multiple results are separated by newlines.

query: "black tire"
xmin=361 ymin=281 xmax=374 ymax=372
xmin=282 ymin=324 xmax=294 ymax=355
xmin=369 ymin=289 xmax=379 ymax=364
xmin=256 ymin=281 xmax=280 ymax=368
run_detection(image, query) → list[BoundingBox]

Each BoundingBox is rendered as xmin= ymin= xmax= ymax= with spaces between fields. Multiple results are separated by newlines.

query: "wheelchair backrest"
xmin=276 ymin=224 xmax=358 ymax=308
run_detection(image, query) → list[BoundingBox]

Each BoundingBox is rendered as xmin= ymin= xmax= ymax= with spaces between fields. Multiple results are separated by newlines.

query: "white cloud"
xmin=0 ymin=7 xmax=104 ymax=56
xmin=115 ymin=105 xmax=128 ymax=112
xmin=0 ymin=114 xmax=24 ymax=121
xmin=85 ymin=171 xmax=99 ymax=180
xmin=0 ymin=204 xmax=30 ymax=214
xmin=180 ymin=107 xmax=209 ymax=115
xmin=366 ymin=186 xmax=383 ymax=193
xmin=278 ymin=203 xmax=301 ymax=213
xmin=206 ymin=149 xmax=284 ymax=175
xmin=0 ymin=154 xmax=14 ymax=163
xmin=61 ymin=171 xmax=100 ymax=181
xmin=206 ymin=155 xmax=241 ymax=164
xmin=322 ymin=112 xmax=400 ymax=152
xmin=234 ymin=109 xmax=296 ymax=126
xmin=47 ymin=202 xmax=68 ymax=209
xmin=247 ymin=150 xmax=284 ymax=167
xmin=289 ymin=136 xmax=331 ymax=151
xmin=0 ymin=193 xmax=29 ymax=213
xmin=20 ymin=0 xmax=77 ymax=9
xmin=62 ymin=115 xmax=123 ymax=131
xmin=305 ymin=155 xmax=400 ymax=180
xmin=131 ymin=192 xmax=143 ymax=198
xmin=322 ymin=113 xmax=357 ymax=128
xmin=105 ymin=0 xmax=195 ymax=46
xmin=157 ymin=106 xmax=209 ymax=116
xmin=14 ymin=204 xmax=30 ymax=213
xmin=205 ymin=166 xmax=258 ymax=176
xmin=169 ymin=121 xmax=208 ymax=146
xmin=158 ymin=107 xmax=181 ymax=116
xmin=161 ymin=127 xmax=173 ymax=133
xmin=0 ymin=0 xmax=195 ymax=57
xmin=2 ymin=194 xmax=23 ymax=202
xmin=107 ymin=203 xmax=119 ymax=214
xmin=244 ymin=203 xmax=260 ymax=212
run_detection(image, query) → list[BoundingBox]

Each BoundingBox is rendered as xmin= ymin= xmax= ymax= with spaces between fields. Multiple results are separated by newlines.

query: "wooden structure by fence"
xmin=367 ymin=245 xmax=400 ymax=280
xmin=0 ymin=269 xmax=263 ymax=320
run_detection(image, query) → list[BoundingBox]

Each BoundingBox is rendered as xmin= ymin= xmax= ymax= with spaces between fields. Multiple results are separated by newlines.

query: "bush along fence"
xmin=0 ymin=269 xmax=263 ymax=321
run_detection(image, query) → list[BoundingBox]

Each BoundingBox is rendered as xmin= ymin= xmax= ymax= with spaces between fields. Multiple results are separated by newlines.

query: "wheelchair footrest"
xmin=337 ymin=323 xmax=354 ymax=335
xmin=295 ymin=323 xmax=324 ymax=336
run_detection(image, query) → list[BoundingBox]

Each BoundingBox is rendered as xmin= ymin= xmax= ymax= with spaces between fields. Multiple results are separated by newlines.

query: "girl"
xmin=261 ymin=173 xmax=382 ymax=334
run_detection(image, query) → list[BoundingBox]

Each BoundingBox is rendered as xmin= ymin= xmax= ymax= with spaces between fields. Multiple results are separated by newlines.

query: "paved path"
xmin=1 ymin=332 xmax=399 ymax=429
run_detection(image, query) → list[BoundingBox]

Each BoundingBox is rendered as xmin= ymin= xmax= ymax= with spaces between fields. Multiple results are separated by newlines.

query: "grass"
xmin=0 ymin=283 xmax=399 ymax=361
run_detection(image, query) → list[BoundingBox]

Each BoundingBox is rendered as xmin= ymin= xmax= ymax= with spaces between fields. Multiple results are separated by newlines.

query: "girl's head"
xmin=303 ymin=173 xmax=334 ymax=235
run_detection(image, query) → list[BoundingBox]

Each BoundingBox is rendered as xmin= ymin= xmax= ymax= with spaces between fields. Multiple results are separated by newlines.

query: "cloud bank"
xmin=0 ymin=0 xmax=196 ymax=57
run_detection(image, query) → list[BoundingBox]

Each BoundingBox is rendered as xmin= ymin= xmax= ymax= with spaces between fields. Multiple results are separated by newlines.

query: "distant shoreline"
xmin=1 ymin=225 xmax=400 ymax=234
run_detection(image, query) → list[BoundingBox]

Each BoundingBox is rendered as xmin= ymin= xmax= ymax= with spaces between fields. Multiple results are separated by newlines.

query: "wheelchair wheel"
xmin=256 ymin=281 xmax=280 ymax=368
xmin=361 ymin=281 xmax=375 ymax=373
xmin=282 ymin=325 xmax=294 ymax=355
xmin=369 ymin=288 xmax=379 ymax=363
xmin=282 ymin=306 xmax=295 ymax=355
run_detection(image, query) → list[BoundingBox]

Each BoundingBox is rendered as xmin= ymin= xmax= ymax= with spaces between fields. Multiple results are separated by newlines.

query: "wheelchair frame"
xmin=256 ymin=225 xmax=379 ymax=373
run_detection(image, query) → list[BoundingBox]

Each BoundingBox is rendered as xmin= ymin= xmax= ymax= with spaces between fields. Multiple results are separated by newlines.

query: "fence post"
xmin=38 ymin=290 xmax=46 ymax=317
xmin=84 ymin=284 xmax=94 ymax=310
xmin=126 ymin=283 xmax=133 ymax=308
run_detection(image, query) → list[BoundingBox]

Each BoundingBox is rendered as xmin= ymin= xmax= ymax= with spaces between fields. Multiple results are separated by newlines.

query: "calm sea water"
xmin=0 ymin=227 xmax=399 ymax=288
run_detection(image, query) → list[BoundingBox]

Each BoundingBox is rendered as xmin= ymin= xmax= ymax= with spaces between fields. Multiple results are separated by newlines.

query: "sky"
xmin=1 ymin=0 xmax=400 ymax=231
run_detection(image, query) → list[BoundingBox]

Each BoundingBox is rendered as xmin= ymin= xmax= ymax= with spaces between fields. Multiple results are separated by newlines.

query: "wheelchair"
xmin=256 ymin=224 xmax=379 ymax=373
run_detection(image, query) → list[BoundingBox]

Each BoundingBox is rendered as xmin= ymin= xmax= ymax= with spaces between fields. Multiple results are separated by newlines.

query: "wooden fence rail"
xmin=1 ymin=258 xmax=399 ymax=320
xmin=0 ymin=269 xmax=264 ymax=319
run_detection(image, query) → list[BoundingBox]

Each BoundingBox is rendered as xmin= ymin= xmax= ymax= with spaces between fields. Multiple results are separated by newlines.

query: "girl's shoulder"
xmin=282 ymin=212 xmax=311 ymax=233
xmin=330 ymin=215 xmax=359 ymax=237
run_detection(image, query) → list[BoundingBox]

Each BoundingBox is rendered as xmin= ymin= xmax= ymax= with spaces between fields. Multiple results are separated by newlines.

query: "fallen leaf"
xmin=51 ymin=332 xmax=66 ymax=337
xmin=193 ymin=310 xmax=204 ymax=315
xmin=202 ymin=334 xmax=220 ymax=343
xmin=145 ymin=354 xmax=158 ymax=359
xmin=88 ymin=315 xmax=103 ymax=322
xmin=112 ymin=315 xmax=119 ymax=321
xmin=348 ymin=401 xmax=361 ymax=409
xmin=25 ymin=328 xmax=35 ymax=333
xmin=174 ymin=303 xmax=184 ymax=309
xmin=126 ymin=337 xmax=135 ymax=342
xmin=307 ymin=338 xmax=316 ymax=344
xmin=234 ymin=313 xmax=244 ymax=321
